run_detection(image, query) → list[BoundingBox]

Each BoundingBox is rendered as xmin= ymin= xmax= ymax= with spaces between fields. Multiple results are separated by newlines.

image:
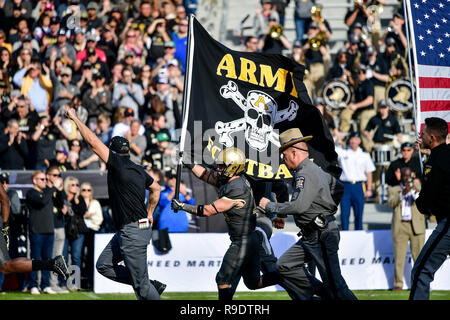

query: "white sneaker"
xmin=52 ymin=286 xmax=69 ymax=294
xmin=30 ymin=287 xmax=40 ymax=295
xmin=42 ymin=287 xmax=57 ymax=294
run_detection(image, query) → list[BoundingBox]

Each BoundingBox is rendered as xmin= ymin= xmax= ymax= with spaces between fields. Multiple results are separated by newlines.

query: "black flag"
xmin=180 ymin=16 xmax=341 ymax=180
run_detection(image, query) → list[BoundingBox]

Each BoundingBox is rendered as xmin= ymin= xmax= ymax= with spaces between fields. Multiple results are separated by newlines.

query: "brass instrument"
xmin=269 ymin=24 xmax=283 ymax=40
xmin=388 ymin=53 xmax=409 ymax=82
xmin=366 ymin=4 xmax=383 ymax=32
xmin=309 ymin=4 xmax=328 ymax=51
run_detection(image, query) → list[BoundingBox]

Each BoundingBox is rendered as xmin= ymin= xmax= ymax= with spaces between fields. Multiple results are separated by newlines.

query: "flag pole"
xmin=174 ymin=14 xmax=195 ymax=210
xmin=403 ymin=0 xmax=424 ymax=174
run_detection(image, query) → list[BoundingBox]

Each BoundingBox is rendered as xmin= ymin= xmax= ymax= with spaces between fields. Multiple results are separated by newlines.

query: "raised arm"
xmin=64 ymin=105 xmax=110 ymax=163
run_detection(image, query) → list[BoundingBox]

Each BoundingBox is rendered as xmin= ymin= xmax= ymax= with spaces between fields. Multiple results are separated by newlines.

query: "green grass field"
xmin=0 ymin=290 xmax=449 ymax=300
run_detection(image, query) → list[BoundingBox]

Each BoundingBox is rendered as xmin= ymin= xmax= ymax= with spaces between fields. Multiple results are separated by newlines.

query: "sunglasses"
xmin=49 ymin=173 xmax=61 ymax=177
xmin=81 ymin=188 xmax=92 ymax=192
xmin=37 ymin=177 xmax=47 ymax=181
xmin=71 ymin=183 xmax=79 ymax=187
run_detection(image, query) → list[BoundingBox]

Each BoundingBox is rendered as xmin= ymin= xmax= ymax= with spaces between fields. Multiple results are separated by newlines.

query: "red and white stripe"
xmin=406 ymin=3 xmax=450 ymax=134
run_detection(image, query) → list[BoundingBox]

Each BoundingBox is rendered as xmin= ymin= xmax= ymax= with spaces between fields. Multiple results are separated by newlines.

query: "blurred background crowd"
xmin=0 ymin=0 xmax=443 ymax=294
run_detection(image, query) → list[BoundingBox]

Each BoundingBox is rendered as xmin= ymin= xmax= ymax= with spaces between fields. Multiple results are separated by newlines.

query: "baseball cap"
xmin=80 ymin=10 xmax=89 ymax=19
xmin=357 ymin=64 xmax=367 ymax=72
xmin=366 ymin=45 xmax=376 ymax=56
xmin=164 ymin=41 xmax=175 ymax=48
xmin=349 ymin=34 xmax=360 ymax=44
xmin=386 ymin=37 xmax=396 ymax=46
xmin=109 ymin=136 xmax=130 ymax=155
xmin=50 ymin=17 xmax=60 ymax=25
xmin=394 ymin=12 xmax=404 ymax=20
xmin=401 ymin=142 xmax=414 ymax=149
xmin=0 ymin=172 xmax=9 ymax=184
xmin=167 ymin=59 xmax=179 ymax=67
xmin=156 ymin=131 xmax=170 ymax=143
xmin=44 ymin=2 xmax=54 ymax=11
xmin=56 ymin=149 xmax=69 ymax=157
xmin=348 ymin=132 xmax=360 ymax=139
xmin=86 ymin=33 xmax=97 ymax=42
xmin=22 ymin=36 xmax=32 ymax=42
xmin=82 ymin=61 xmax=92 ymax=69
xmin=124 ymin=50 xmax=135 ymax=57
xmin=87 ymin=2 xmax=98 ymax=10
xmin=61 ymin=67 xmax=72 ymax=76
xmin=165 ymin=168 xmax=177 ymax=179
xmin=58 ymin=29 xmax=67 ymax=37
xmin=87 ymin=47 xmax=96 ymax=56
xmin=378 ymin=99 xmax=389 ymax=108
xmin=156 ymin=76 xmax=169 ymax=84
xmin=124 ymin=108 xmax=134 ymax=117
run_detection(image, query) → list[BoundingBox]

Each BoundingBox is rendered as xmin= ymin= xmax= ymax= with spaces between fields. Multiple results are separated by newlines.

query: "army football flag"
xmin=179 ymin=16 xmax=341 ymax=180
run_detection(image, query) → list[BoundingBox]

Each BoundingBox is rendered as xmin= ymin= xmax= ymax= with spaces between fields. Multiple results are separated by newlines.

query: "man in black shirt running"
xmin=64 ymin=105 xmax=164 ymax=300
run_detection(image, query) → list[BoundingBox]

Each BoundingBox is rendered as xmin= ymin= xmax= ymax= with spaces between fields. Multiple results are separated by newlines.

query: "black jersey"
xmin=416 ymin=143 xmax=450 ymax=221
xmin=218 ymin=175 xmax=257 ymax=242
xmin=107 ymin=150 xmax=154 ymax=229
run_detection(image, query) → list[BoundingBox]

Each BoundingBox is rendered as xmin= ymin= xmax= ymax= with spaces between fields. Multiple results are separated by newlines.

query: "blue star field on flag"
xmin=409 ymin=0 xmax=450 ymax=66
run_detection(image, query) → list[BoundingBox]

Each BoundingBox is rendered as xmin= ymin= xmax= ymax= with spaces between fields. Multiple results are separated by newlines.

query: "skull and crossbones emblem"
xmin=215 ymin=80 xmax=299 ymax=152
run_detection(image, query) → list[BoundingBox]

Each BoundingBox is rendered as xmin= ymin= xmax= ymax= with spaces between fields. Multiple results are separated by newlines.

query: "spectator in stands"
xmin=31 ymin=114 xmax=57 ymax=170
xmin=46 ymin=166 xmax=69 ymax=293
xmin=0 ymin=119 xmax=29 ymax=169
xmin=253 ymin=0 xmax=279 ymax=39
xmin=314 ymin=97 xmax=343 ymax=146
xmin=172 ymin=18 xmax=188 ymax=73
xmin=364 ymin=99 xmax=402 ymax=151
xmin=80 ymin=182 xmax=103 ymax=289
xmin=53 ymin=67 xmax=80 ymax=112
xmin=38 ymin=16 xmax=60 ymax=57
xmin=155 ymin=75 xmax=178 ymax=131
xmin=363 ymin=45 xmax=389 ymax=111
xmin=386 ymin=142 xmax=422 ymax=187
xmin=0 ymin=47 xmax=15 ymax=76
xmin=136 ymin=65 xmax=155 ymax=116
xmin=26 ymin=170 xmax=56 ymax=295
xmin=144 ymin=113 xmax=171 ymax=163
xmin=112 ymin=67 xmax=145 ymax=118
xmin=118 ymin=26 xmax=148 ymax=64
xmin=48 ymin=149 xmax=71 ymax=172
xmin=158 ymin=171 xmax=195 ymax=233
xmin=387 ymin=167 xmax=424 ymax=291
xmin=45 ymin=28 xmax=77 ymax=68
xmin=339 ymin=64 xmax=376 ymax=151
xmin=112 ymin=107 xmax=145 ymax=138
xmin=336 ymin=132 xmax=375 ymax=230
xmin=97 ymin=25 xmax=119 ymax=70
xmin=345 ymin=33 xmax=364 ymax=80
xmin=13 ymin=59 xmax=53 ymax=114
xmin=78 ymin=141 xmax=106 ymax=171
xmin=63 ymin=176 xmax=88 ymax=290
xmin=245 ymin=36 xmax=260 ymax=53
xmin=127 ymin=119 xmax=147 ymax=165
xmin=67 ymin=139 xmax=82 ymax=170
xmin=86 ymin=2 xmax=103 ymax=31
xmin=82 ymin=71 xmax=113 ymax=127
xmin=95 ymin=112 xmax=113 ymax=145
xmin=1 ymin=94 xmax=39 ymax=139
xmin=85 ymin=47 xmax=111 ymax=84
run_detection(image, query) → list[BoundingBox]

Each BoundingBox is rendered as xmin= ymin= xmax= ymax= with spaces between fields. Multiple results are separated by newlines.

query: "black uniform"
xmin=410 ymin=143 xmax=450 ymax=300
xmin=215 ymin=175 xmax=261 ymax=292
xmin=386 ymin=156 xmax=422 ymax=186
xmin=365 ymin=113 xmax=401 ymax=143
xmin=96 ymin=150 xmax=160 ymax=300
xmin=355 ymin=79 xmax=374 ymax=113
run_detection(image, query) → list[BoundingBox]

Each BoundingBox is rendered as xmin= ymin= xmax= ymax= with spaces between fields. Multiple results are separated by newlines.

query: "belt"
xmin=298 ymin=215 xmax=336 ymax=237
xmin=343 ymin=180 xmax=364 ymax=184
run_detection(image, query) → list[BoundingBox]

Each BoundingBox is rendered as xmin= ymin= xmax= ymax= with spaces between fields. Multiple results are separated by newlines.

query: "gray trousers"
xmin=50 ymin=227 xmax=66 ymax=287
xmin=410 ymin=217 xmax=450 ymax=300
xmin=96 ymin=220 xmax=160 ymax=300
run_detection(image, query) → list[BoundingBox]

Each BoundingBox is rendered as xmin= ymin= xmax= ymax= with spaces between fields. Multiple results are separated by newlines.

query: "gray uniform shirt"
xmin=265 ymin=158 xmax=337 ymax=229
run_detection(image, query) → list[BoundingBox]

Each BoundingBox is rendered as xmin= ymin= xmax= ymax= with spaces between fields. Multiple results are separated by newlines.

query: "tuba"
xmin=269 ymin=24 xmax=284 ymax=40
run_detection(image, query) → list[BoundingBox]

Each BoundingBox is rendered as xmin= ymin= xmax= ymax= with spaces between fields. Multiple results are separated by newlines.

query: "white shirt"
xmin=399 ymin=187 xmax=420 ymax=221
xmin=336 ymin=146 xmax=376 ymax=182
xmin=111 ymin=122 xmax=145 ymax=138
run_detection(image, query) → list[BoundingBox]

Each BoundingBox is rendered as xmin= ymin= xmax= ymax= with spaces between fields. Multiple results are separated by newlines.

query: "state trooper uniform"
xmin=410 ymin=139 xmax=450 ymax=300
xmin=265 ymin=128 xmax=357 ymax=300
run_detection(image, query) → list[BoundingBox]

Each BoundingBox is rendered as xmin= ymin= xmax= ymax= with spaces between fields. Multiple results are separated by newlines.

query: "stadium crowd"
xmin=0 ymin=0 xmax=440 ymax=294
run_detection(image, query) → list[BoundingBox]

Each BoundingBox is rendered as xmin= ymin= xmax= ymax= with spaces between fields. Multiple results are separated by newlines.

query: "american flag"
xmin=406 ymin=0 xmax=450 ymax=132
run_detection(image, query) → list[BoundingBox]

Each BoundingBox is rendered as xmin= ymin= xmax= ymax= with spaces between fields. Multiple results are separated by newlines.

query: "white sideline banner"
xmin=94 ymin=230 xmax=450 ymax=293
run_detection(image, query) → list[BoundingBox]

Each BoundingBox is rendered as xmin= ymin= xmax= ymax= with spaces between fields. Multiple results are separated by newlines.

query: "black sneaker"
xmin=52 ymin=255 xmax=70 ymax=280
xmin=150 ymin=279 xmax=166 ymax=295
